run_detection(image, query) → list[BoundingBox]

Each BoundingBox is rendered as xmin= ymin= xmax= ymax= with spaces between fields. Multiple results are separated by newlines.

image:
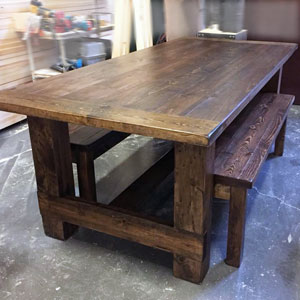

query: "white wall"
xmin=164 ymin=0 xmax=204 ymax=41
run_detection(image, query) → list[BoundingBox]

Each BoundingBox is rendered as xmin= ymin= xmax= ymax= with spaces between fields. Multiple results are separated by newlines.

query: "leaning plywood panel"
xmin=112 ymin=0 xmax=132 ymax=58
xmin=133 ymin=0 xmax=153 ymax=51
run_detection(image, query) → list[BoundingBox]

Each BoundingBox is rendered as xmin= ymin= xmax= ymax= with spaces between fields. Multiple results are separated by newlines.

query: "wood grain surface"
xmin=0 ymin=38 xmax=297 ymax=146
xmin=38 ymin=192 xmax=204 ymax=261
xmin=27 ymin=117 xmax=78 ymax=240
xmin=173 ymin=142 xmax=215 ymax=283
xmin=214 ymin=93 xmax=295 ymax=188
xmin=225 ymin=186 xmax=247 ymax=268
xmin=69 ymin=124 xmax=129 ymax=201
xmin=69 ymin=124 xmax=112 ymax=146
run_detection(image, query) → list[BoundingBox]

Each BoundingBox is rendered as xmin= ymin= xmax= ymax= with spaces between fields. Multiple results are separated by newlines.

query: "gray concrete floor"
xmin=0 ymin=107 xmax=299 ymax=300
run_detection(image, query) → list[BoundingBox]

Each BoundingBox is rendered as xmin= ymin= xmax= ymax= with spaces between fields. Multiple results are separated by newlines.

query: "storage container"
xmin=80 ymin=41 xmax=106 ymax=57
xmin=82 ymin=53 xmax=106 ymax=66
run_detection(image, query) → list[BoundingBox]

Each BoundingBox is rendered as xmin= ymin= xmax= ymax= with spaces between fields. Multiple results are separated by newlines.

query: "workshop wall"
xmin=244 ymin=0 xmax=300 ymax=105
xmin=0 ymin=0 xmax=111 ymax=90
xmin=164 ymin=0 xmax=202 ymax=41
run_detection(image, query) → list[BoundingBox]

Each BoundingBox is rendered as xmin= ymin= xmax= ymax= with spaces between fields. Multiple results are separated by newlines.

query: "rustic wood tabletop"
xmin=0 ymin=38 xmax=297 ymax=146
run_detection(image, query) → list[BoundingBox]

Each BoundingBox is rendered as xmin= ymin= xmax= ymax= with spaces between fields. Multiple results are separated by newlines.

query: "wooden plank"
xmin=112 ymin=0 xmax=132 ymax=58
xmin=214 ymin=183 xmax=230 ymax=201
xmin=69 ymin=124 xmax=111 ymax=146
xmin=27 ymin=117 xmax=78 ymax=240
xmin=215 ymin=93 xmax=295 ymax=188
xmin=0 ymin=91 xmax=219 ymax=146
xmin=69 ymin=124 xmax=129 ymax=157
xmin=173 ymin=142 xmax=215 ymax=283
xmin=0 ymin=38 xmax=296 ymax=146
xmin=0 ymin=111 xmax=26 ymax=130
xmin=0 ymin=76 xmax=31 ymax=90
xmin=38 ymin=192 xmax=204 ymax=261
xmin=0 ymin=48 xmax=56 ymax=67
xmin=133 ymin=0 xmax=153 ymax=51
xmin=0 ymin=49 xmax=57 ymax=85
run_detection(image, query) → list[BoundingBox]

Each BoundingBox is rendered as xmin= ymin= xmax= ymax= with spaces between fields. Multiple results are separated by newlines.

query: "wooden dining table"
xmin=0 ymin=37 xmax=297 ymax=283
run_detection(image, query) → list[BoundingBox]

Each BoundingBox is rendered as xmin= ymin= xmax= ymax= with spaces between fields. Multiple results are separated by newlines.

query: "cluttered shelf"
xmin=14 ymin=0 xmax=114 ymax=78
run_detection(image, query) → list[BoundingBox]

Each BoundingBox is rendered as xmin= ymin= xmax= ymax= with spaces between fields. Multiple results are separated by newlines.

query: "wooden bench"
xmin=108 ymin=92 xmax=295 ymax=269
xmin=69 ymin=92 xmax=294 ymax=271
xmin=214 ymin=92 xmax=295 ymax=267
xmin=69 ymin=125 xmax=129 ymax=201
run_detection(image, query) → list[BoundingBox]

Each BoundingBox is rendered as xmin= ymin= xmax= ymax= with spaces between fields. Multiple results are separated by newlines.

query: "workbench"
xmin=0 ymin=38 xmax=296 ymax=283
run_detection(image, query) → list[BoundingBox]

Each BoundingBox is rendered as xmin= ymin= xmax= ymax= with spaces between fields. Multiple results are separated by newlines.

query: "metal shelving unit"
xmin=25 ymin=4 xmax=114 ymax=80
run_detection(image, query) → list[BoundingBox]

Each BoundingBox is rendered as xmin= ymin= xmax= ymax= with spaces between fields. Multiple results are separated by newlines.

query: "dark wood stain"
xmin=38 ymin=192 xmax=203 ymax=262
xmin=0 ymin=39 xmax=297 ymax=284
xmin=225 ymin=186 xmax=247 ymax=268
xmin=27 ymin=117 xmax=78 ymax=240
xmin=173 ymin=142 xmax=215 ymax=283
xmin=0 ymin=38 xmax=297 ymax=146
xmin=214 ymin=93 xmax=294 ymax=188
xmin=69 ymin=124 xmax=129 ymax=201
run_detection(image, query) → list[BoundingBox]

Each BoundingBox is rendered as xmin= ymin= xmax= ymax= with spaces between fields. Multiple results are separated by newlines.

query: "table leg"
xmin=28 ymin=117 xmax=78 ymax=240
xmin=173 ymin=142 xmax=215 ymax=283
xmin=261 ymin=66 xmax=283 ymax=94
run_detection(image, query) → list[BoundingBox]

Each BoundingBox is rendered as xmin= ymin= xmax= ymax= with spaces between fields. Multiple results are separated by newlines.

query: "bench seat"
xmin=69 ymin=124 xmax=129 ymax=159
xmin=215 ymin=93 xmax=294 ymax=188
xmin=214 ymin=92 xmax=295 ymax=267
xmin=69 ymin=124 xmax=129 ymax=201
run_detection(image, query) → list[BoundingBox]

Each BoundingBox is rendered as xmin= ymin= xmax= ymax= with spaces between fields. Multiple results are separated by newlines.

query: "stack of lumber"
xmin=112 ymin=0 xmax=153 ymax=58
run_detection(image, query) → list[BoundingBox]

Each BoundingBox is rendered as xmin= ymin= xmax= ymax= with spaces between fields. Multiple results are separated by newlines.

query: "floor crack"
xmin=252 ymin=186 xmax=300 ymax=212
xmin=0 ymin=149 xmax=32 ymax=165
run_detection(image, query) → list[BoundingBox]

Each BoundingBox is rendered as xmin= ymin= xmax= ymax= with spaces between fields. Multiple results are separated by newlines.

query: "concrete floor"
xmin=0 ymin=107 xmax=299 ymax=300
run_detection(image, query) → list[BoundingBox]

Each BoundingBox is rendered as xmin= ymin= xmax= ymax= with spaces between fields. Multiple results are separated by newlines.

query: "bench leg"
xmin=173 ymin=142 xmax=215 ymax=283
xmin=28 ymin=117 xmax=78 ymax=240
xmin=274 ymin=119 xmax=287 ymax=156
xmin=225 ymin=186 xmax=247 ymax=268
xmin=77 ymin=151 xmax=97 ymax=202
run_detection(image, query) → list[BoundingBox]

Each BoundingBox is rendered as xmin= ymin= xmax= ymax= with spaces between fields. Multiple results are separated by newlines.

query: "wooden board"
xmin=214 ymin=93 xmax=295 ymax=188
xmin=0 ymin=38 xmax=297 ymax=145
xmin=111 ymin=0 xmax=132 ymax=58
xmin=69 ymin=124 xmax=111 ymax=146
xmin=0 ymin=111 xmax=26 ymax=130
xmin=133 ymin=0 xmax=153 ymax=51
xmin=39 ymin=192 xmax=204 ymax=261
